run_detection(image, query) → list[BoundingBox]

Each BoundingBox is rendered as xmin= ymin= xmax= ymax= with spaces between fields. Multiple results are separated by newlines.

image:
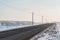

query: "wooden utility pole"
xmin=32 ymin=12 xmax=34 ymax=25
xmin=42 ymin=16 xmax=43 ymax=24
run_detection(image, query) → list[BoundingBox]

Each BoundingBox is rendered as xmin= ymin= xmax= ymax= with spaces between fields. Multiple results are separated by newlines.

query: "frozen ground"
xmin=30 ymin=23 xmax=60 ymax=40
xmin=0 ymin=25 xmax=30 ymax=31
xmin=0 ymin=23 xmax=40 ymax=32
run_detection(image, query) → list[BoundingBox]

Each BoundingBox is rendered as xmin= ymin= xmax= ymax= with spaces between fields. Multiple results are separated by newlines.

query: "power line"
xmin=0 ymin=0 xmax=33 ymax=13
xmin=0 ymin=0 xmax=23 ymax=11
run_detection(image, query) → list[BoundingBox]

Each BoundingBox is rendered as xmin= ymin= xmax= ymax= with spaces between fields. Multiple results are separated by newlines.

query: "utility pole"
xmin=32 ymin=12 xmax=34 ymax=25
xmin=42 ymin=16 xmax=43 ymax=24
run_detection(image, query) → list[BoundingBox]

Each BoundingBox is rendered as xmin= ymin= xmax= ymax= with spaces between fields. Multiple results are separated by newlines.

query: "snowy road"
xmin=0 ymin=23 xmax=54 ymax=40
xmin=30 ymin=23 xmax=60 ymax=40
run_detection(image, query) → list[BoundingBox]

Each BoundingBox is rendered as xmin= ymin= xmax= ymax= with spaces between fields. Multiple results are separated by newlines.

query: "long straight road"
xmin=0 ymin=23 xmax=55 ymax=40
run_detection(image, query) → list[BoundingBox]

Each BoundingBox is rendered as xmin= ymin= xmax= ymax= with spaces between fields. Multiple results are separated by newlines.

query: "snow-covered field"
xmin=0 ymin=25 xmax=31 ymax=31
xmin=0 ymin=24 xmax=38 ymax=31
xmin=0 ymin=23 xmax=40 ymax=32
xmin=30 ymin=23 xmax=60 ymax=40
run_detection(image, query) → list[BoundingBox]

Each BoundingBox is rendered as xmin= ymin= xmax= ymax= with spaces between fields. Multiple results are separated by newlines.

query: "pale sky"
xmin=0 ymin=0 xmax=60 ymax=23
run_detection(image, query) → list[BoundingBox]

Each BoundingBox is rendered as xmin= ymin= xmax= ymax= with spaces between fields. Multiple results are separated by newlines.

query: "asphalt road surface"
xmin=0 ymin=23 xmax=55 ymax=40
